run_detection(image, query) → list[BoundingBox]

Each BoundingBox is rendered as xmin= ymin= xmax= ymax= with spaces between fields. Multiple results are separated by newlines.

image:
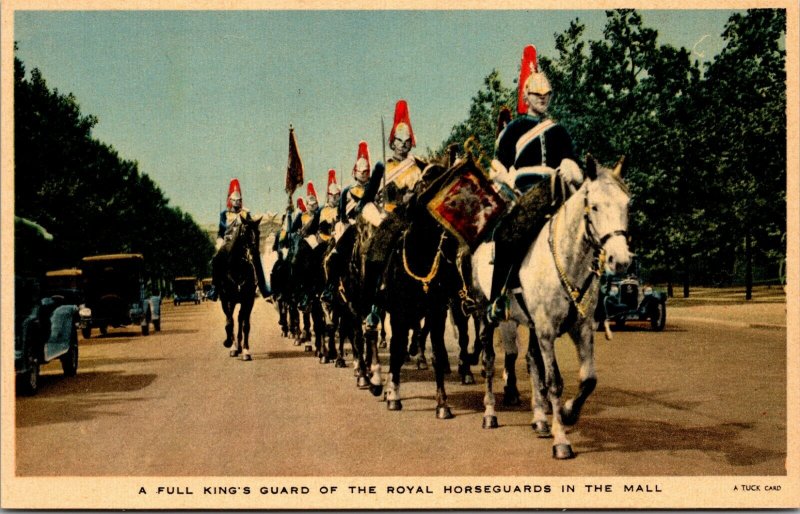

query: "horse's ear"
xmin=612 ymin=156 xmax=626 ymax=178
xmin=584 ymin=153 xmax=597 ymax=180
xmin=251 ymin=216 xmax=263 ymax=225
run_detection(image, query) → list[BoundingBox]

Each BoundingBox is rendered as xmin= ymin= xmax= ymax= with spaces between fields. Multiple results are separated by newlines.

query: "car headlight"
xmin=609 ymin=285 xmax=619 ymax=296
xmin=79 ymin=306 xmax=92 ymax=318
xmin=643 ymin=286 xmax=654 ymax=296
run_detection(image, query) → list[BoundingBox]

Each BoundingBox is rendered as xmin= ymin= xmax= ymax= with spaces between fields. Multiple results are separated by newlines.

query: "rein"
xmin=549 ymin=187 xmax=625 ymax=318
xmin=402 ymin=231 xmax=446 ymax=294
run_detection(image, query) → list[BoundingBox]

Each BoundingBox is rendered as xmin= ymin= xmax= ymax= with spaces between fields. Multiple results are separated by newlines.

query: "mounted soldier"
xmin=318 ymin=169 xmax=341 ymax=243
xmin=209 ymin=178 xmax=270 ymax=301
xmin=336 ymin=141 xmax=372 ymax=236
xmin=359 ymin=100 xmax=429 ymax=326
xmin=292 ymin=182 xmax=321 ymax=237
xmin=485 ymin=44 xmax=584 ymax=323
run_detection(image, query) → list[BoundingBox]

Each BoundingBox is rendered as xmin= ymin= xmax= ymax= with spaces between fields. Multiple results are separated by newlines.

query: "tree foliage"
xmin=436 ymin=9 xmax=786 ymax=293
xmin=14 ymin=50 xmax=214 ymax=288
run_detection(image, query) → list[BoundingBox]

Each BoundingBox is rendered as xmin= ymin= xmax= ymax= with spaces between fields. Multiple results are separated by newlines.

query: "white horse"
xmin=472 ymin=155 xmax=632 ymax=459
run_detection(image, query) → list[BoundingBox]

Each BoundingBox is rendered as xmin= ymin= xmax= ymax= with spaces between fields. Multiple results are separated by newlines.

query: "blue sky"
xmin=14 ymin=9 xmax=738 ymax=226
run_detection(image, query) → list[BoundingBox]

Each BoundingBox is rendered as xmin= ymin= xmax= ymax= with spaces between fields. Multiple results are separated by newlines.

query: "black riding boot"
xmin=487 ymin=241 xmax=512 ymax=324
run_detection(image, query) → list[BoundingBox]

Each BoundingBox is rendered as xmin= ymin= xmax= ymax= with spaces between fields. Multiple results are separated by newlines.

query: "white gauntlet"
xmin=361 ymin=202 xmax=386 ymax=227
xmin=559 ymin=158 xmax=584 ymax=188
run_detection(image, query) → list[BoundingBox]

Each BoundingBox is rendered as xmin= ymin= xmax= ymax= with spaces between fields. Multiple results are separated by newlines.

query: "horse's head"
xmin=583 ymin=155 xmax=633 ymax=276
xmin=224 ymin=215 xmax=262 ymax=263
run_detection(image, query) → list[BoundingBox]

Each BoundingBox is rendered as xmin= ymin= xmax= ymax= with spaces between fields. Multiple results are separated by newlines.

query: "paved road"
xmin=15 ymin=292 xmax=786 ymax=477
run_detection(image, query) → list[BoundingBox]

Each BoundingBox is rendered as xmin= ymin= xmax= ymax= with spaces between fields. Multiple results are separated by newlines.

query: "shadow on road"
xmin=577 ymin=416 xmax=784 ymax=469
xmin=16 ymin=371 xmax=158 ymax=428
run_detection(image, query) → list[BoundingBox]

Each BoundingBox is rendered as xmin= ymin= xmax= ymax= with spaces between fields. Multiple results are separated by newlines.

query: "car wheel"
xmin=81 ymin=326 xmax=91 ymax=339
xmin=18 ymin=357 xmax=40 ymax=396
xmin=154 ymin=319 xmax=161 ymax=332
xmin=99 ymin=325 xmax=108 ymax=336
xmin=651 ymin=302 xmax=666 ymax=331
xmin=61 ymin=331 xmax=79 ymax=377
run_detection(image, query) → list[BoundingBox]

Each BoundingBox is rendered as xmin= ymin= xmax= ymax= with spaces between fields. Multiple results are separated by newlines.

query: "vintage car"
xmin=595 ymin=269 xmax=667 ymax=332
xmin=15 ymin=276 xmax=80 ymax=396
xmin=78 ymin=253 xmax=154 ymax=338
xmin=43 ymin=268 xmax=84 ymax=305
xmin=201 ymin=278 xmax=213 ymax=301
xmin=173 ymin=276 xmax=200 ymax=305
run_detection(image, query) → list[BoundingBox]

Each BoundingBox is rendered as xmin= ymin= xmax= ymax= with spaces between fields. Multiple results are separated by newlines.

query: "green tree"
xmin=14 ymin=49 xmax=214 ymax=285
xmin=433 ymin=69 xmax=516 ymax=169
xmin=697 ymin=9 xmax=786 ymax=299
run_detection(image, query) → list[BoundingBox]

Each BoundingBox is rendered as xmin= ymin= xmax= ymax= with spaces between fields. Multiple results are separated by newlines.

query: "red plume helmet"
xmin=227 ymin=178 xmax=242 ymax=209
xmin=353 ymin=140 xmax=371 ymax=179
xmin=297 ymin=197 xmax=307 ymax=213
xmin=389 ymin=100 xmax=415 ymax=148
xmin=327 ymin=169 xmax=340 ymax=195
xmin=518 ymin=45 xmax=538 ymax=115
xmin=306 ymin=181 xmax=318 ymax=202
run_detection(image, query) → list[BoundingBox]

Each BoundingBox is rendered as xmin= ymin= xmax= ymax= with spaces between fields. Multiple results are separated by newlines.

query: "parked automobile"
xmin=595 ymin=268 xmax=667 ymax=332
xmin=201 ymin=278 xmax=213 ymax=301
xmin=78 ymin=254 xmax=153 ymax=338
xmin=43 ymin=268 xmax=84 ymax=306
xmin=173 ymin=276 xmax=200 ymax=305
xmin=15 ymin=276 xmax=80 ymax=396
xmin=14 ymin=218 xmax=80 ymax=395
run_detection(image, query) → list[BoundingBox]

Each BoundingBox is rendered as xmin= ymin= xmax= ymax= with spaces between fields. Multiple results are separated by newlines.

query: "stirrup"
xmin=486 ymin=295 xmax=510 ymax=324
xmin=365 ymin=306 xmax=381 ymax=330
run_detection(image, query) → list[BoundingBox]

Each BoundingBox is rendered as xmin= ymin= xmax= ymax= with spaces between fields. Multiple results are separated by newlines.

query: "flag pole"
xmin=381 ymin=115 xmax=386 ymax=194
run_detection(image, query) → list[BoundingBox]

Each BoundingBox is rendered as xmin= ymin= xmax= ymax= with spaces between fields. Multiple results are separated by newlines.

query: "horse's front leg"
xmin=386 ymin=315 xmax=409 ymax=411
xmin=229 ymin=304 xmax=242 ymax=358
xmin=536 ymin=327 xmax=573 ymax=459
xmin=302 ymin=310 xmax=313 ymax=352
xmin=480 ymin=319 xmax=499 ymax=429
xmin=452 ymin=304 xmax=475 ymax=385
xmin=334 ymin=310 xmax=347 ymax=368
xmin=429 ymin=308 xmax=453 ymax=419
xmin=239 ymin=300 xmax=254 ymax=361
xmin=499 ymin=321 xmax=521 ymax=406
xmin=525 ymin=326 xmax=551 ymax=437
xmin=562 ymin=318 xmax=597 ymax=426
xmin=222 ymin=302 xmax=235 ymax=350
xmin=364 ymin=315 xmax=383 ymax=397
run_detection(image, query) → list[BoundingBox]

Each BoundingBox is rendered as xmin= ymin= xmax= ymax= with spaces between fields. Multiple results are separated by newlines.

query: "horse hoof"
xmin=223 ymin=340 xmax=233 ymax=348
xmin=482 ymin=415 xmax=499 ymax=429
xmin=319 ymin=355 xmax=330 ymax=364
xmin=369 ymin=383 xmax=383 ymax=397
xmin=481 ymin=369 xmax=487 ymax=378
xmin=379 ymin=340 xmax=388 ymax=349
xmin=357 ymin=376 xmax=370 ymax=389
xmin=335 ymin=358 xmax=347 ymax=368
xmin=304 ymin=344 xmax=313 ymax=352
xmin=229 ymin=350 xmax=240 ymax=357
xmin=241 ymin=353 xmax=252 ymax=362
xmin=552 ymin=444 xmax=575 ymax=460
xmin=531 ymin=421 xmax=552 ymax=438
xmin=436 ymin=406 xmax=454 ymax=420
xmin=461 ymin=373 xmax=476 ymax=386
xmin=387 ymin=399 xmax=403 ymax=411
xmin=503 ymin=389 xmax=521 ymax=407
xmin=293 ymin=340 xmax=302 ymax=346
xmin=417 ymin=360 xmax=428 ymax=371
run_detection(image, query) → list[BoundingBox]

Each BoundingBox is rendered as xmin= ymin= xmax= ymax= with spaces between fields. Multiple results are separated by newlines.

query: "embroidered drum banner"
xmin=427 ymin=167 xmax=506 ymax=249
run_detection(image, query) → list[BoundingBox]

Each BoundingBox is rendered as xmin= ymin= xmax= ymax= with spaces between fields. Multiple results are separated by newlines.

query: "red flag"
xmin=285 ymin=125 xmax=305 ymax=196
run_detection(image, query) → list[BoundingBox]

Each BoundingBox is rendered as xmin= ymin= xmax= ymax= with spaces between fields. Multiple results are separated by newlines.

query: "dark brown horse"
xmin=216 ymin=215 xmax=263 ymax=361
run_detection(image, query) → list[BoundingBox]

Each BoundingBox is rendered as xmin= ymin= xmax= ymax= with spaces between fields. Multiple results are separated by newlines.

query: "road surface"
xmin=15 ymin=288 xmax=787 ymax=477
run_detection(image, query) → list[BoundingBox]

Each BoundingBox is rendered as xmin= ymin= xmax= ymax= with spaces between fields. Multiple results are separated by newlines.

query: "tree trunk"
xmin=745 ymin=232 xmax=753 ymax=300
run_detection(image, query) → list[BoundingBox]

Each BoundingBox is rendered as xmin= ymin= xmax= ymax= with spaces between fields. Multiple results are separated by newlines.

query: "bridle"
xmin=549 ymin=176 xmax=629 ymax=318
